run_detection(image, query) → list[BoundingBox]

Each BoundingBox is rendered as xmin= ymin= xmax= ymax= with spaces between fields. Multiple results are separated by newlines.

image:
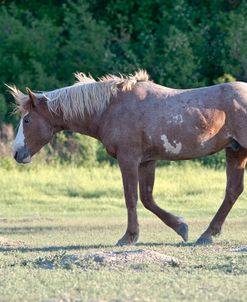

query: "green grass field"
xmin=0 ymin=164 xmax=247 ymax=302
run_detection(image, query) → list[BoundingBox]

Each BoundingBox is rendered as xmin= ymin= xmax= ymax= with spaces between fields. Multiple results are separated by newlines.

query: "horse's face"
xmin=13 ymin=95 xmax=54 ymax=164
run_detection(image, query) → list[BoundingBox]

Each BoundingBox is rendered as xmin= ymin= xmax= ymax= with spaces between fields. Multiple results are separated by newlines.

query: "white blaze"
xmin=13 ymin=118 xmax=25 ymax=154
xmin=13 ymin=116 xmax=31 ymax=163
xmin=161 ymin=134 xmax=182 ymax=154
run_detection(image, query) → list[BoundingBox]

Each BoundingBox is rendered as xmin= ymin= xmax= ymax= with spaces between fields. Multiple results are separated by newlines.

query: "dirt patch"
xmin=0 ymin=236 xmax=26 ymax=248
xmin=35 ymin=249 xmax=179 ymax=270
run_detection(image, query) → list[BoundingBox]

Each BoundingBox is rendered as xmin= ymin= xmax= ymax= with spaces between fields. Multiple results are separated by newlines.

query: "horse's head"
xmin=10 ymin=87 xmax=55 ymax=164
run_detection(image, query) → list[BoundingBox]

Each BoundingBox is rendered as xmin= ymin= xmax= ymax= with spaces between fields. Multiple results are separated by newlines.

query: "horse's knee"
xmin=141 ymin=200 xmax=153 ymax=210
xmin=140 ymin=195 xmax=154 ymax=211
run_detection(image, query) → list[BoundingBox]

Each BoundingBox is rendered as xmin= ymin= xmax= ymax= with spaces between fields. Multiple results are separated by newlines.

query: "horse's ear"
xmin=26 ymin=87 xmax=36 ymax=107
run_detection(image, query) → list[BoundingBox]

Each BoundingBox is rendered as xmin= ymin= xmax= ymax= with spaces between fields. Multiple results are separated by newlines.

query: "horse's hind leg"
xmin=196 ymin=147 xmax=247 ymax=245
xmin=139 ymin=161 xmax=188 ymax=242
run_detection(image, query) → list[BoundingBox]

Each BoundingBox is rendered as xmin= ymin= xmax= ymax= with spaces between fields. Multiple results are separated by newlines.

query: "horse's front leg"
xmin=196 ymin=147 xmax=247 ymax=244
xmin=116 ymin=155 xmax=140 ymax=246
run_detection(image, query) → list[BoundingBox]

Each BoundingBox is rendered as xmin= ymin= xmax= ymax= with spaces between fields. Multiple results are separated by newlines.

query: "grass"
xmin=0 ymin=163 xmax=247 ymax=302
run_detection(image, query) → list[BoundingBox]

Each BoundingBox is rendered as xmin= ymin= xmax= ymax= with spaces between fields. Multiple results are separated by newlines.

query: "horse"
xmin=8 ymin=70 xmax=247 ymax=245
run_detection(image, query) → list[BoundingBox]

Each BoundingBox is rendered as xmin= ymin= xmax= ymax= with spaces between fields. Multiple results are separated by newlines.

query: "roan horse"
xmin=9 ymin=70 xmax=247 ymax=245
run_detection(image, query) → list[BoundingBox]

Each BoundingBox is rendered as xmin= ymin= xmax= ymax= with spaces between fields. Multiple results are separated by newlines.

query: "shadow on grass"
xmin=0 ymin=241 xmax=195 ymax=253
xmin=137 ymin=241 xmax=195 ymax=248
xmin=0 ymin=244 xmax=115 ymax=253
xmin=0 ymin=226 xmax=55 ymax=235
xmin=41 ymin=186 xmax=121 ymax=199
xmin=0 ymin=224 xmax=105 ymax=235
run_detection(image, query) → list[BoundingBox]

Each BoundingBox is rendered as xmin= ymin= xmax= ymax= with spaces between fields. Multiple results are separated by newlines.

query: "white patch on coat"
xmin=13 ymin=118 xmax=25 ymax=154
xmin=200 ymin=138 xmax=207 ymax=147
xmin=167 ymin=114 xmax=183 ymax=125
xmin=160 ymin=134 xmax=182 ymax=154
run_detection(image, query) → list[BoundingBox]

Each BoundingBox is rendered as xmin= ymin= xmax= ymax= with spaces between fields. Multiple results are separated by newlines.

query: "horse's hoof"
xmin=196 ymin=236 xmax=213 ymax=245
xmin=116 ymin=239 xmax=129 ymax=246
xmin=177 ymin=222 xmax=189 ymax=242
xmin=116 ymin=232 xmax=139 ymax=246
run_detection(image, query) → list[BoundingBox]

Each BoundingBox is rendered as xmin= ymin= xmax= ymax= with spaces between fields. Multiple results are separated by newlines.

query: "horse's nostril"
xmin=14 ymin=151 xmax=18 ymax=160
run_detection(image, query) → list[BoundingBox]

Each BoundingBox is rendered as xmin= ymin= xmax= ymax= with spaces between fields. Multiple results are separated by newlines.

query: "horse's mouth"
xmin=14 ymin=149 xmax=32 ymax=164
xmin=22 ymin=155 xmax=32 ymax=164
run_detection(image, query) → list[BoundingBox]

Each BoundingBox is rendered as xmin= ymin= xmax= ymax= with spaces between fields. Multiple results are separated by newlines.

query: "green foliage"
xmin=0 ymin=94 xmax=7 ymax=123
xmin=214 ymin=73 xmax=236 ymax=84
xmin=223 ymin=2 xmax=247 ymax=81
xmin=0 ymin=5 xmax=61 ymax=89
xmin=96 ymin=144 xmax=117 ymax=166
xmin=197 ymin=151 xmax=226 ymax=169
xmin=1 ymin=0 xmax=244 ymax=97
xmin=60 ymin=0 xmax=111 ymax=78
xmin=48 ymin=132 xmax=99 ymax=166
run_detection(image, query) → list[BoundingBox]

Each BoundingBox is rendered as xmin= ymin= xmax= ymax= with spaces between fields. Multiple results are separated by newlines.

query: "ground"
xmin=0 ymin=163 xmax=246 ymax=302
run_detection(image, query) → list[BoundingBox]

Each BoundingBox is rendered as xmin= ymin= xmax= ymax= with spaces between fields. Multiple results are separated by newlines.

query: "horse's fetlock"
xmin=211 ymin=225 xmax=222 ymax=236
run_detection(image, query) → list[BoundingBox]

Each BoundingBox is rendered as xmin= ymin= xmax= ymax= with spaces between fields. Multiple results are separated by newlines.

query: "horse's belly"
xmin=144 ymin=133 xmax=229 ymax=161
xmin=153 ymin=132 xmax=229 ymax=160
xmin=143 ymin=108 xmax=230 ymax=161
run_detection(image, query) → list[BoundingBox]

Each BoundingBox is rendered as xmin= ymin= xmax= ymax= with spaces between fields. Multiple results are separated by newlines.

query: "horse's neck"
xmin=58 ymin=112 xmax=101 ymax=139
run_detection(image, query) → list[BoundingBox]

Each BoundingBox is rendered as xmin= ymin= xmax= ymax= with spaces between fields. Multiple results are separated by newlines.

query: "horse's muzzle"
xmin=14 ymin=146 xmax=31 ymax=164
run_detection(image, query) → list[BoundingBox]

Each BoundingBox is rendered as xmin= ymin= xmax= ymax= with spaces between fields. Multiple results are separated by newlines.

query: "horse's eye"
xmin=23 ymin=118 xmax=29 ymax=124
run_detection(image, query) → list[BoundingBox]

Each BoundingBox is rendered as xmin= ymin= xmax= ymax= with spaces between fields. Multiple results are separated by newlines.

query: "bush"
xmin=96 ymin=144 xmax=117 ymax=166
xmin=197 ymin=151 xmax=226 ymax=169
xmin=214 ymin=73 xmax=236 ymax=84
xmin=0 ymin=94 xmax=7 ymax=124
xmin=47 ymin=132 xmax=99 ymax=166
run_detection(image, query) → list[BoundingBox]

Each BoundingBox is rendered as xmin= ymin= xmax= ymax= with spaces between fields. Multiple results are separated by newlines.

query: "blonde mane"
xmin=8 ymin=70 xmax=149 ymax=119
